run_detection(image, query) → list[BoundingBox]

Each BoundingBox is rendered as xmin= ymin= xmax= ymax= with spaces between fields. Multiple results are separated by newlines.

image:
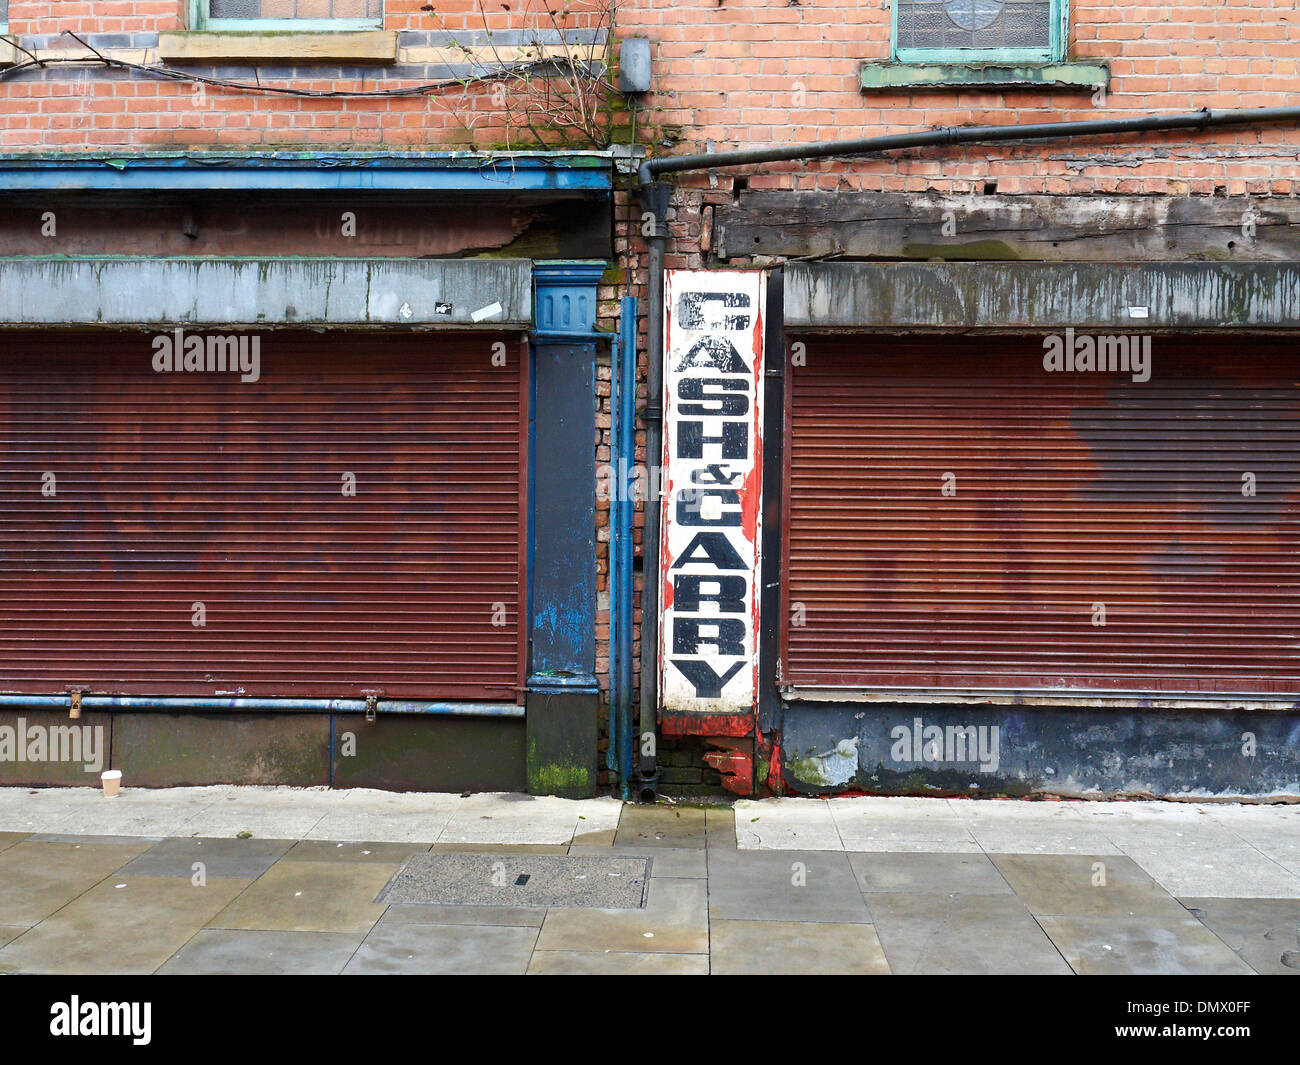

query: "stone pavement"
xmin=0 ymin=787 xmax=1297 ymax=975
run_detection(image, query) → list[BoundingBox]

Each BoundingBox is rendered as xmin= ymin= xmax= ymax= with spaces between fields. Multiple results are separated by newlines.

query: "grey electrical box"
xmin=619 ymin=37 xmax=652 ymax=94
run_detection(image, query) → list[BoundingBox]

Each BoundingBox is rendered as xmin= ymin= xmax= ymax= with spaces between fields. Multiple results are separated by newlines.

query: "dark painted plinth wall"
xmin=0 ymin=709 xmax=527 ymax=790
xmin=525 ymin=263 xmax=606 ymax=797
xmin=780 ymin=702 xmax=1300 ymax=799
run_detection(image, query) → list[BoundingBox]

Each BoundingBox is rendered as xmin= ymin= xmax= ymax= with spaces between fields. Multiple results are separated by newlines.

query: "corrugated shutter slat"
xmin=0 ymin=331 xmax=524 ymax=701
xmin=784 ymin=337 xmax=1300 ymax=694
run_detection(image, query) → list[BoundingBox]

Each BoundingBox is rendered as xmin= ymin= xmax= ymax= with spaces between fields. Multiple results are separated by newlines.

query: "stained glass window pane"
xmin=897 ymin=0 xmax=1052 ymax=52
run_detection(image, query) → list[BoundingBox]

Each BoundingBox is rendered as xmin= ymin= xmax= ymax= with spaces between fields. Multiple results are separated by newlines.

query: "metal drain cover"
xmin=377 ymin=854 xmax=650 ymax=909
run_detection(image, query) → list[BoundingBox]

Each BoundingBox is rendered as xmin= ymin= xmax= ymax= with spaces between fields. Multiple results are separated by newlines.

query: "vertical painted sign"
xmin=660 ymin=270 xmax=765 ymax=715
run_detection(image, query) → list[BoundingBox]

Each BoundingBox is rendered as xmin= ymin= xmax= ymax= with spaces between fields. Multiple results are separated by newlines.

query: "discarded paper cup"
xmin=101 ymin=770 xmax=122 ymax=797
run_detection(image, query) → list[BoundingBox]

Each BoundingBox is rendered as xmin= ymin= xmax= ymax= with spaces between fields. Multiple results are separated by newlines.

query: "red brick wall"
xmin=0 ymin=0 xmax=610 ymax=150
xmin=618 ymin=0 xmax=1300 ymax=196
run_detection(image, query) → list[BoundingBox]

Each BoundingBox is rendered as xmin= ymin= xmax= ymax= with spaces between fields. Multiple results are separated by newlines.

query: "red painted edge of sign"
xmin=659 ymin=711 xmax=754 ymax=737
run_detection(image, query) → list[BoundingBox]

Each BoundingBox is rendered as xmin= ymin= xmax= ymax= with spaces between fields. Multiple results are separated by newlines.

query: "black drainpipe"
xmin=635 ymin=181 xmax=671 ymax=803
xmin=632 ymin=103 xmax=1300 ymax=803
xmin=638 ymin=104 xmax=1300 ymax=184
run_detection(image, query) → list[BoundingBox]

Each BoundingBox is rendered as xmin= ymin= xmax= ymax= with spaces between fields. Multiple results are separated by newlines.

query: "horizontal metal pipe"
xmin=638 ymin=105 xmax=1300 ymax=184
xmin=0 ymin=694 xmax=523 ymax=717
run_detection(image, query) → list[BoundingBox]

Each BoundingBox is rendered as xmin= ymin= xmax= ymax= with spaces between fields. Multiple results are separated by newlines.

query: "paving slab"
xmin=615 ymin=805 xmax=709 ymax=848
xmin=0 ymin=831 xmax=27 ymax=854
xmin=828 ymin=799 xmax=980 ymax=853
xmin=377 ymin=853 xmax=649 ymax=909
xmin=0 ymin=839 xmax=153 ymax=925
xmin=710 ymin=919 xmax=890 ymax=975
xmin=571 ymin=828 xmax=618 ymax=846
xmin=991 ymin=853 xmax=1190 ymax=918
xmin=707 ymin=848 xmax=872 ymax=924
xmin=734 ymin=798 xmax=842 ymax=850
xmin=849 ymin=852 xmax=1014 ymax=896
xmin=175 ymin=807 xmax=331 ymax=842
xmin=429 ymin=842 xmax=570 ymax=855
xmin=528 ymin=950 xmax=711 ymax=974
xmin=0 ymin=925 xmax=26 ymax=948
xmin=28 ymin=833 xmax=164 ymax=846
xmin=0 ymin=875 xmax=250 ymax=975
xmin=1038 ymin=915 xmax=1255 ymax=975
xmin=303 ymin=813 xmax=454 ymax=844
xmin=568 ymin=845 xmax=707 ymax=879
xmin=535 ymin=877 xmax=709 ymax=954
xmin=116 ymin=837 xmax=295 ymax=879
xmin=437 ymin=794 xmax=613 ymax=846
xmin=301 ymin=790 xmax=459 ymax=843
xmin=868 ymin=893 xmax=1073 ymax=975
xmin=1231 ymin=834 xmax=1300 ymax=880
xmin=377 ymin=903 xmax=545 ymax=928
xmin=158 ymin=928 xmax=366 ymax=975
xmin=343 ymin=921 xmax=537 ymax=974
xmin=12 ymin=785 xmax=338 ymax=840
xmin=1180 ymin=897 xmax=1300 ymax=976
xmin=1121 ymin=836 xmax=1300 ymax=898
xmin=284 ymin=840 xmax=433 ymax=863
xmin=950 ymin=804 xmax=1121 ymax=855
xmin=207 ymin=859 xmax=395 ymax=934
xmin=706 ymin=806 xmax=737 ymax=849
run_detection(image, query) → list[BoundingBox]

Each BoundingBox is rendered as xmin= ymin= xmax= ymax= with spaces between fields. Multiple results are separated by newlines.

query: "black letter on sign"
xmin=677 ymin=291 xmax=751 ymax=332
xmin=677 ymin=420 xmax=748 ymax=460
xmin=673 ymin=574 xmax=747 ymax=614
xmin=674 ymin=336 xmax=752 ymax=375
xmin=670 ymin=659 xmax=745 ymax=699
xmin=676 ymin=488 xmax=741 ymax=527
xmin=672 ymin=617 xmax=747 ymax=656
xmin=678 ymin=378 xmax=750 ymax=417
xmin=670 ymin=531 xmax=747 ymax=570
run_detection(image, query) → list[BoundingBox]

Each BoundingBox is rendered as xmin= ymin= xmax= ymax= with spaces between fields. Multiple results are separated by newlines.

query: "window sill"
xmin=0 ymin=36 xmax=20 ymax=69
xmin=157 ymin=30 xmax=398 ymax=64
xmin=859 ymin=60 xmax=1110 ymax=92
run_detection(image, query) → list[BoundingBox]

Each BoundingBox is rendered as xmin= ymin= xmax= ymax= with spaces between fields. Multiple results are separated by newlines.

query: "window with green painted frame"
xmin=195 ymin=0 xmax=383 ymax=31
xmin=893 ymin=0 xmax=1067 ymax=63
xmin=0 ymin=0 xmax=9 ymax=35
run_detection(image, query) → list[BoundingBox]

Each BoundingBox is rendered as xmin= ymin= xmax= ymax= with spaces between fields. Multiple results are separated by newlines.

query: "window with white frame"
xmin=893 ymin=0 xmax=1066 ymax=63
xmin=198 ymin=0 xmax=383 ymax=30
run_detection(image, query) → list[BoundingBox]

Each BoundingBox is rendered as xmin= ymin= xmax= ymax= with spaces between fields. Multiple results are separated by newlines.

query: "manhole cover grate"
xmin=377 ymin=854 xmax=650 ymax=909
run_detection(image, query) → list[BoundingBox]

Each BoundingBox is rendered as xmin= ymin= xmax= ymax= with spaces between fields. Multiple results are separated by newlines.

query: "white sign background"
xmin=659 ymin=270 xmax=765 ymax=715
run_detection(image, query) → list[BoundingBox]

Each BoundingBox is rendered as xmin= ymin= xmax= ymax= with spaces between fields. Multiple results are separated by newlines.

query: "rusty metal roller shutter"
xmin=0 ymin=330 xmax=526 ymax=702
xmin=783 ymin=335 xmax=1300 ymax=695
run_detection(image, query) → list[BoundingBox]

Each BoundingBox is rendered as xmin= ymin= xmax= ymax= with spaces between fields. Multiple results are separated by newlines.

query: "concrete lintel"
xmin=785 ymin=261 xmax=1300 ymax=331
xmin=0 ymin=257 xmax=533 ymax=328
xmin=860 ymin=60 xmax=1109 ymax=92
xmin=157 ymin=30 xmax=398 ymax=64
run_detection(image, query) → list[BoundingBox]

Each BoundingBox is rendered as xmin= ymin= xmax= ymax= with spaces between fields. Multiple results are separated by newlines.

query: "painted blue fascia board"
xmin=0 ymin=152 xmax=614 ymax=193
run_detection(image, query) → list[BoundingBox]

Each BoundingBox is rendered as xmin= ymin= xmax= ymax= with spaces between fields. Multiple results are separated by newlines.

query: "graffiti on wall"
xmin=659 ymin=270 xmax=765 ymax=715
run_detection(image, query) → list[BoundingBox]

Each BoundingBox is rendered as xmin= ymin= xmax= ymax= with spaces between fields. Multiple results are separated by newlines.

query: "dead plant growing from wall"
xmin=431 ymin=0 xmax=619 ymax=151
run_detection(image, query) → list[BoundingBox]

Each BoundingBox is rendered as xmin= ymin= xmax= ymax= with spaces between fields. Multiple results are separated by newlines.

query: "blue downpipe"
xmin=615 ymin=296 xmax=638 ymax=796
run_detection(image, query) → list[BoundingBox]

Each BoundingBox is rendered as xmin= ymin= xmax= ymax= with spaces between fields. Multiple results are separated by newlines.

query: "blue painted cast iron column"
xmin=527 ymin=260 xmax=606 ymax=797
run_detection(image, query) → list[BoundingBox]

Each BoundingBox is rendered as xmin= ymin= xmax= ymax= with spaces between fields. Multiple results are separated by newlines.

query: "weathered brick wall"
xmin=618 ymin=0 xmax=1299 ymax=196
xmin=0 ymin=0 xmax=611 ymax=149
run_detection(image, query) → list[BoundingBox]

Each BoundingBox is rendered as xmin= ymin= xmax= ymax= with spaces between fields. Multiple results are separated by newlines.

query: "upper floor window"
xmin=0 ymin=0 xmax=9 ymax=35
xmin=197 ymin=0 xmax=383 ymax=30
xmin=893 ymin=0 xmax=1065 ymax=63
